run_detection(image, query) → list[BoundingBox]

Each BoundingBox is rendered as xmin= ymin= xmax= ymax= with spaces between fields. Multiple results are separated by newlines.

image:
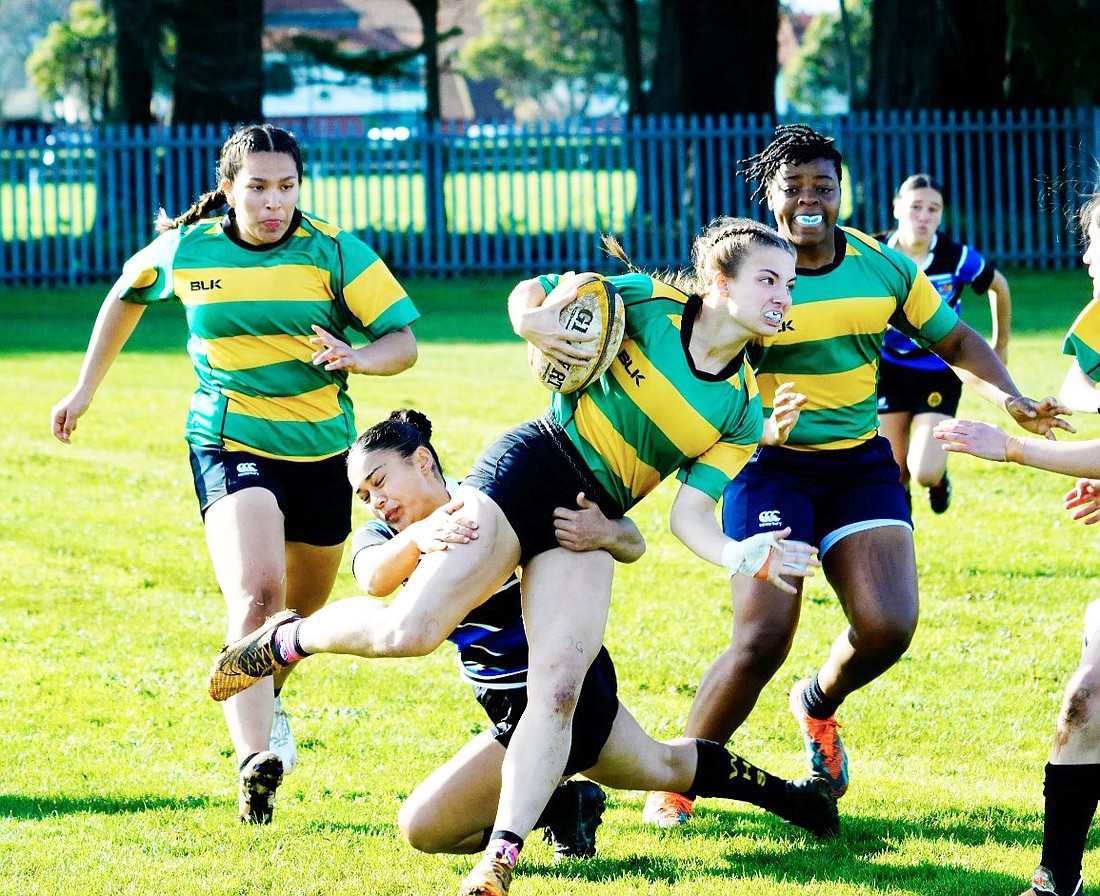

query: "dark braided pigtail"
xmin=154 ymin=190 xmax=227 ymax=233
xmin=738 ymin=124 xmax=843 ymax=203
xmin=153 ymin=124 xmax=304 ymax=233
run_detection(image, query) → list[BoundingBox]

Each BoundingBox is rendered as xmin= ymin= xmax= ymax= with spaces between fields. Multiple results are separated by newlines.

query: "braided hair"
xmin=738 ymin=124 xmax=843 ymax=203
xmin=602 ymin=218 xmax=792 ymax=296
xmin=349 ymin=409 xmax=444 ymax=477
xmin=154 ymin=124 xmax=304 ymax=233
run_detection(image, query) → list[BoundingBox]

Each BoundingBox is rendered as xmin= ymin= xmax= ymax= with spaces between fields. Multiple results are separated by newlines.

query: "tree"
xmin=647 ymin=0 xmax=778 ymax=116
xmin=172 ymin=0 xmax=263 ymax=125
xmin=0 ymin=0 xmax=70 ymax=121
xmin=869 ymin=0 xmax=1007 ymax=109
xmin=461 ymin=0 xmax=628 ymax=119
xmin=1005 ymin=0 xmax=1100 ymax=106
xmin=25 ymin=0 xmax=112 ymax=122
xmin=783 ymin=1 xmax=872 ymax=112
xmin=105 ymin=0 xmax=164 ymax=125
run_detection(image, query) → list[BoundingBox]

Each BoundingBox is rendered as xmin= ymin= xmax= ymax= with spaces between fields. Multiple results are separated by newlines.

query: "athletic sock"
xmin=238 ymin=752 xmax=259 ymax=773
xmin=1039 ymin=762 xmax=1100 ymax=893
xmin=687 ymin=739 xmax=789 ymax=813
xmin=485 ymin=830 xmax=524 ymax=868
xmin=273 ymin=620 xmax=309 ymax=665
xmin=801 ymin=674 xmax=841 ymax=720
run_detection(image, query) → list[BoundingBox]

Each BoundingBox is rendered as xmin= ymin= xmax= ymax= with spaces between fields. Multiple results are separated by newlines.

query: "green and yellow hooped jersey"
xmin=751 ymin=226 xmax=957 ymax=451
xmin=1063 ymin=298 xmax=1100 ymax=378
xmin=116 ymin=211 xmax=419 ymax=461
xmin=538 ymin=272 xmax=764 ymax=511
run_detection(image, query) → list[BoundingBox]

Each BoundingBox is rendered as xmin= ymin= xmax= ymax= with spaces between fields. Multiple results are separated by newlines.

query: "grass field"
xmin=3 ymin=267 xmax=1100 ymax=895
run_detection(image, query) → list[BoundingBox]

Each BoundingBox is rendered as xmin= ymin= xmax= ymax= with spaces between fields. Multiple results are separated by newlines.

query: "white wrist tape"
xmin=721 ymin=534 xmax=781 ymax=579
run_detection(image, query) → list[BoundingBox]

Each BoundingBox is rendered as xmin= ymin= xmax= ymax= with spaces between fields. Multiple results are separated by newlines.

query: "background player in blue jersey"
xmin=50 ymin=124 xmax=419 ymax=824
xmin=878 ymin=173 xmax=1013 ymax=514
xmin=347 ymin=409 xmax=838 ymax=865
xmin=207 ymin=219 xmax=822 ymax=896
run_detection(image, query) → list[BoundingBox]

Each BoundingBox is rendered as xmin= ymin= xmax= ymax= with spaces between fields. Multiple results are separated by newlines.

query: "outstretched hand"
xmin=933 ymin=418 xmax=1011 ymax=461
xmin=1065 ymin=479 xmax=1100 ymax=526
xmin=1005 ymin=395 xmax=1074 ymax=440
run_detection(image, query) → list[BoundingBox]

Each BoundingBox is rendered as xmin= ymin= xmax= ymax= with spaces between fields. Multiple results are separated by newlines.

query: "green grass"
xmin=2 ymin=267 xmax=1099 ymax=895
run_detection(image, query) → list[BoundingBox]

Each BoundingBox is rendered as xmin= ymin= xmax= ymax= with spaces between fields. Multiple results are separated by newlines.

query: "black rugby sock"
xmin=1039 ymin=762 xmax=1100 ymax=893
xmin=688 ymin=739 xmax=789 ymax=813
xmin=802 ymin=674 xmax=842 ymax=720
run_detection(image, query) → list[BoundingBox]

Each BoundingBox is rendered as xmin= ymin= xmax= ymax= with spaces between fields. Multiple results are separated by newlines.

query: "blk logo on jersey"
xmin=617 ymin=349 xmax=645 ymax=386
xmin=236 ymin=462 xmax=259 ymax=476
xmin=777 ymin=320 xmax=796 ymax=333
xmin=190 ymin=279 xmax=222 ymax=290
xmin=758 ymin=509 xmax=781 ymax=526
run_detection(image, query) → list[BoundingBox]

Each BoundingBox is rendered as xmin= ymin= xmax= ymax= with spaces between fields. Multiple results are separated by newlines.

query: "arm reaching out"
xmin=934 ymin=418 xmax=1100 ymax=477
xmin=931 ymin=320 xmax=1074 ymax=439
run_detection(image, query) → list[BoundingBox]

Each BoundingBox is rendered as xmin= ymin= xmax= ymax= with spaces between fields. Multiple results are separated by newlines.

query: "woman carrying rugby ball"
xmin=208 ymin=216 xmax=819 ymax=896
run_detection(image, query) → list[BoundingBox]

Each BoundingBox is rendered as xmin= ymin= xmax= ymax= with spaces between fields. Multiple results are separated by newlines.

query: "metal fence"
xmin=2 ymin=108 xmax=1099 ymax=285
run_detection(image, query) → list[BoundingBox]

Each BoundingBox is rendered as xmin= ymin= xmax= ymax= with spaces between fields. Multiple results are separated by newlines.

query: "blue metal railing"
xmin=2 ymin=109 xmax=1098 ymax=284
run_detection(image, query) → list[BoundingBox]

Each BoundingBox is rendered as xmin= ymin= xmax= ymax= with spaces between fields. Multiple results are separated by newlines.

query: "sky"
xmin=787 ymin=0 xmax=838 ymax=12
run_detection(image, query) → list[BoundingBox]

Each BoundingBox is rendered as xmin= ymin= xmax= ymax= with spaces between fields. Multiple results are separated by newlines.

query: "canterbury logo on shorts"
xmin=236 ymin=462 xmax=260 ymax=476
xmin=758 ymin=510 xmax=781 ymax=526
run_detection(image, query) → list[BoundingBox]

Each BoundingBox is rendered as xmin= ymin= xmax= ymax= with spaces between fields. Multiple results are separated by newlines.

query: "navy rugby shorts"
xmin=474 ymin=646 xmax=619 ymax=775
xmin=188 ymin=444 xmax=352 ymax=547
xmin=462 ymin=415 xmax=624 ymax=565
xmin=722 ymin=435 xmax=912 ymax=558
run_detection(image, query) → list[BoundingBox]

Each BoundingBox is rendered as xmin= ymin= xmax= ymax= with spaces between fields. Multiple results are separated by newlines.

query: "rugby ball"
xmin=528 ymin=273 xmax=626 ymax=394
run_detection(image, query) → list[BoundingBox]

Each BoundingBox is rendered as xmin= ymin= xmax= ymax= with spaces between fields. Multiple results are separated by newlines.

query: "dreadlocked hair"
xmin=154 ymin=124 xmax=304 ymax=233
xmin=349 ymin=409 xmax=444 ymax=477
xmin=738 ymin=124 xmax=843 ymax=203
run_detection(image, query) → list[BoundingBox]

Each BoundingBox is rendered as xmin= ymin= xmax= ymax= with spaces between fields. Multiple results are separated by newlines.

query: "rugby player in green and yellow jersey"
xmin=644 ymin=124 xmax=1073 ymax=828
xmin=207 ymin=216 xmax=824 ymax=896
xmin=51 ymin=124 xmax=419 ymax=825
